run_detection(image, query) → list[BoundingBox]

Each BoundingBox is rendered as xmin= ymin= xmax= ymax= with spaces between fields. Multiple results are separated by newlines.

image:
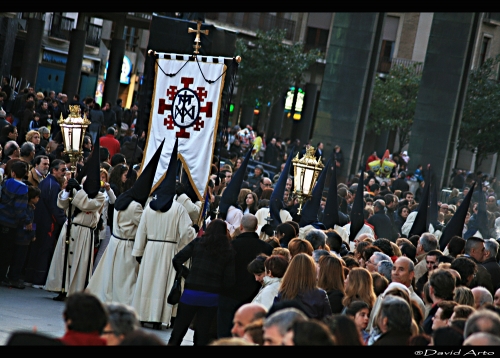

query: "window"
xmin=479 ymin=36 xmax=491 ymax=67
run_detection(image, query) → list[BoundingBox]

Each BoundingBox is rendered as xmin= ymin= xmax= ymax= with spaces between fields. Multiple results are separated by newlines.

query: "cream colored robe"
xmin=45 ymin=189 xmax=105 ymax=295
xmin=176 ymin=193 xmax=202 ymax=225
xmin=255 ymin=207 xmax=293 ymax=239
xmin=131 ymin=201 xmax=196 ymax=323
xmin=86 ymin=201 xmax=143 ymax=306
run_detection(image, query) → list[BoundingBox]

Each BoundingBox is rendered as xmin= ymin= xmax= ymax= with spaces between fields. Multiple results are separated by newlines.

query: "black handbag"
xmin=167 ymin=271 xmax=183 ymax=305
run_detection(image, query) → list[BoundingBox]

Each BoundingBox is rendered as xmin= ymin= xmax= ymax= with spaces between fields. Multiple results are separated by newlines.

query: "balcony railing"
xmin=377 ymin=57 xmax=423 ymax=75
xmin=49 ymin=13 xmax=74 ymax=41
xmin=85 ymin=22 xmax=102 ymax=47
xmin=206 ymin=13 xmax=296 ymax=41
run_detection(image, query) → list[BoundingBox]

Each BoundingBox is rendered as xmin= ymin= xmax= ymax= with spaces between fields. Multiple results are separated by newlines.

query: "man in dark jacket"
xmin=482 ymin=239 xmax=500 ymax=292
xmin=217 ymin=213 xmax=273 ymax=338
xmin=464 ymin=237 xmax=494 ymax=295
xmin=24 ymin=159 xmax=67 ymax=287
xmin=367 ymin=199 xmax=395 ymax=241
xmin=391 ymin=171 xmax=409 ymax=193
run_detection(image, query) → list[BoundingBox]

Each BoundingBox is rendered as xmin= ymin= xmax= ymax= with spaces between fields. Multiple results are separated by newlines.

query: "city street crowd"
xmin=2 ymin=80 xmax=500 ymax=346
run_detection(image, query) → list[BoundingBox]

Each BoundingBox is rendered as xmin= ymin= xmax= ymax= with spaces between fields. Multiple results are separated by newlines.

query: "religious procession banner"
xmin=142 ymin=53 xmax=227 ymax=200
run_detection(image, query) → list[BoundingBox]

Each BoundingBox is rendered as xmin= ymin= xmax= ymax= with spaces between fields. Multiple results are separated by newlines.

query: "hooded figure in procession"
xmin=45 ymin=134 xmax=105 ymax=300
xmin=86 ymin=140 xmax=165 ymax=306
xmin=131 ymin=139 xmax=197 ymax=328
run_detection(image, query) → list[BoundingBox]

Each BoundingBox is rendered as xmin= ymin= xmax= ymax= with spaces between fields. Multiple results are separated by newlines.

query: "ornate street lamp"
xmin=292 ymin=146 xmax=324 ymax=215
xmin=58 ymin=105 xmax=91 ymax=176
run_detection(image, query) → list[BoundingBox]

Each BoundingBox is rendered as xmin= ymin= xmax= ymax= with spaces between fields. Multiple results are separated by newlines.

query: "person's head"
xmin=276 ymin=223 xmax=296 ymax=247
xmin=484 ymin=239 xmax=499 ymax=262
xmin=262 ymin=308 xmax=308 ymax=345
xmin=343 ymin=267 xmax=376 ymax=308
xmin=432 ymin=326 xmax=464 ymax=346
xmin=33 ymin=155 xmax=50 ymax=176
xmin=418 ymin=233 xmax=438 ymax=254
xmin=464 ymin=309 xmax=500 ymax=339
xmin=287 ymin=238 xmax=314 ymax=258
xmin=100 ymin=147 xmax=110 ymax=163
xmin=373 ymin=238 xmax=394 ymax=257
xmin=240 ymin=213 xmax=258 ymax=233
xmin=451 ymin=305 xmax=476 ymax=321
xmin=429 ymin=268 xmax=456 ymax=302
xmin=345 ymin=301 xmax=370 ymax=332
xmin=10 ymin=161 xmax=28 ymax=180
xmin=451 ymin=256 xmax=478 ymax=287
xmin=26 ymin=130 xmax=41 ymax=145
xmin=49 ymin=159 xmax=67 ymax=180
xmin=454 ymin=286 xmax=475 ymax=307
xmin=465 ymin=236 xmax=486 ymax=263
xmin=109 ymin=164 xmax=129 ymax=188
xmin=231 ymin=303 xmax=267 ymax=338
xmin=365 ymin=251 xmax=391 ymax=273
xmin=83 ymin=136 xmax=92 ymax=150
xmin=260 ymin=177 xmax=273 ymax=191
xmin=317 ymin=255 xmax=345 ymax=293
xmin=425 ymin=250 xmax=443 ymax=274
xmin=432 ymin=300 xmax=458 ymax=331
xmin=19 ymin=142 xmax=35 ymax=161
xmin=264 ymin=255 xmax=289 ymax=278
xmin=28 ymin=185 xmax=41 ymax=205
xmin=448 ymin=236 xmax=466 ymax=257
xmin=304 ymin=229 xmax=327 ymax=250
xmin=378 ymin=295 xmax=413 ymax=336
xmin=279 ymin=253 xmax=317 ymax=301
xmin=254 ymin=165 xmax=263 ymax=177
xmin=110 ymin=153 xmax=126 ymax=168
xmin=283 ymin=319 xmax=335 ymax=346
xmin=247 ymin=254 xmax=268 ymax=284
xmin=399 ymin=242 xmax=417 ymax=263
xmin=325 ymin=230 xmax=343 ymax=254
xmin=107 ymin=127 xmax=116 ymax=136
xmin=102 ymin=303 xmax=140 ymax=346
xmin=471 ymin=287 xmax=493 ymax=309
xmin=323 ymin=314 xmax=363 ymax=346
xmin=377 ymin=260 xmax=393 ymax=282
xmin=272 ymin=247 xmax=291 ymax=262
xmin=494 ymin=288 xmax=500 ymax=308
xmin=463 ymin=332 xmax=500 ymax=346
xmin=63 ymin=292 xmax=108 ymax=334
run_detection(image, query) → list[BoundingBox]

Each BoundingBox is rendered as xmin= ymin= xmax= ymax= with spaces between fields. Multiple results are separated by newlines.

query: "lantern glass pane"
xmin=302 ymin=168 xmax=315 ymax=195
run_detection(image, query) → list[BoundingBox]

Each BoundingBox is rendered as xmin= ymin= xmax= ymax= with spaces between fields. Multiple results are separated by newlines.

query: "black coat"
xmin=391 ymin=178 xmax=409 ymax=192
xmin=367 ymin=210 xmax=395 ymax=242
xmin=220 ymin=232 xmax=273 ymax=302
xmin=481 ymin=257 xmax=500 ymax=292
xmin=469 ymin=256 xmax=494 ymax=295
xmin=326 ymin=289 xmax=344 ymax=314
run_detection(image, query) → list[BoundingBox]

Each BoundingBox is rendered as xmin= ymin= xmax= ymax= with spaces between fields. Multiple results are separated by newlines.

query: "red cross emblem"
xmin=157 ymin=77 xmax=212 ymax=138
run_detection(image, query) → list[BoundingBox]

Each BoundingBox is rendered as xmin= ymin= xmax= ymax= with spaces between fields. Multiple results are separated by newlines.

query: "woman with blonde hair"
xmin=318 ymin=255 xmax=345 ymax=314
xmin=287 ymin=238 xmax=313 ymax=258
xmin=276 ymin=253 xmax=332 ymax=319
xmin=453 ymin=286 xmax=475 ymax=307
xmin=342 ymin=267 xmax=377 ymax=310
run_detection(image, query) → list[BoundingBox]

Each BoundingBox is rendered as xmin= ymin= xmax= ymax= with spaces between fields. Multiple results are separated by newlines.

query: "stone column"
xmin=103 ymin=15 xmax=125 ymax=107
xmin=20 ymin=16 xmax=44 ymax=88
xmin=63 ymin=14 xmax=87 ymax=98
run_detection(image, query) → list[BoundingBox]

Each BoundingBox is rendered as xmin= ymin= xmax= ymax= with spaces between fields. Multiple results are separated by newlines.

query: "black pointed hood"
xmin=268 ymin=147 xmax=294 ymax=229
xmin=409 ymin=167 xmax=431 ymax=237
xmin=440 ymin=182 xmax=476 ymax=250
xmin=181 ymin=170 xmax=201 ymax=203
xmin=219 ymin=149 xmax=252 ymax=217
xmin=114 ymin=139 xmax=165 ymax=211
xmin=323 ymin=160 xmax=339 ymax=230
xmin=150 ymin=139 xmax=178 ymax=212
xmin=349 ymin=169 xmax=366 ymax=242
xmin=82 ymin=134 xmax=101 ymax=199
xmin=299 ymin=159 xmax=330 ymax=228
xmin=428 ymin=175 xmax=439 ymax=227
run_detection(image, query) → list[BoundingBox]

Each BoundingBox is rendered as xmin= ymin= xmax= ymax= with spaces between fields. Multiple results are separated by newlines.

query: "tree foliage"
xmin=459 ymin=55 xmax=500 ymax=169
xmin=235 ymin=29 xmax=321 ymax=109
xmin=368 ymin=63 xmax=422 ymax=151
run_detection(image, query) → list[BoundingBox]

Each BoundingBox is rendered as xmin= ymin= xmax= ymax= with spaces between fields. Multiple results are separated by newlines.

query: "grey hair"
xmin=372 ymin=252 xmax=391 ymax=265
xmin=484 ymin=239 xmax=499 ymax=257
xmin=105 ymin=303 xmax=140 ymax=337
xmin=312 ymin=249 xmax=331 ymax=263
xmin=464 ymin=309 xmax=500 ymax=338
xmin=464 ymin=332 xmax=500 ymax=346
xmin=377 ymin=260 xmax=393 ymax=282
xmin=471 ymin=287 xmax=493 ymax=308
xmin=263 ymin=308 xmax=308 ymax=336
xmin=305 ymin=229 xmax=327 ymax=250
xmin=241 ymin=213 xmax=258 ymax=232
xmin=38 ymin=126 xmax=50 ymax=134
xmin=20 ymin=142 xmax=35 ymax=157
xmin=419 ymin=233 xmax=438 ymax=252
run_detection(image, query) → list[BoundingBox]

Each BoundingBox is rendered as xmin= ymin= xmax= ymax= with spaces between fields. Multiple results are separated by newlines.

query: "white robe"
xmin=86 ymin=200 xmax=143 ymax=306
xmin=225 ymin=205 xmax=243 ymax=235
xmin=255 ymin=207 xmax=293 ymax=239
xmin=176 ymin=193 xmax=202 ymax=225
xmin=45 ymin=189 xmax=105 ymax=296
xmin=131 ymin=201 xmax=196 ymax=323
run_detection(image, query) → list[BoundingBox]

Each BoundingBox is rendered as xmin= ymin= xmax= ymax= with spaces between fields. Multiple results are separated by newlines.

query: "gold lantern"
xmin=292 ymin=146 xmax=324 ymax=215
xmin=58 ymin=105 xmax=91 ymax=175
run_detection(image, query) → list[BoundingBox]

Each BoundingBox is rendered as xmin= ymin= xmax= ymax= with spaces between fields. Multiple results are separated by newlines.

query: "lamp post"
xmin=292 ymin=146 xmax=324 ymax=215
xmin=57 ymin=105 xmax=90 ymax=295
xmin=58 ymin=105 xmax=91 ymax=176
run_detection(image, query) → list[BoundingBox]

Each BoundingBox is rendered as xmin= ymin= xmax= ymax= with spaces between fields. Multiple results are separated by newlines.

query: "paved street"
xmin=0 ymin=285 xmax=193 ymax=345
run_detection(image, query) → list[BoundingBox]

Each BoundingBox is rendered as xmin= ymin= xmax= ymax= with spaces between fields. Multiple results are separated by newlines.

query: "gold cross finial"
xmin=188 ymin=21 xmax=209 ymax=55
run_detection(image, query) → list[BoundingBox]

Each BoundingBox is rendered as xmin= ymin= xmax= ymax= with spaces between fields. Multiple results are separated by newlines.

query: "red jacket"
xmin=100 ymin=134 xmax=121 ymax=158
xmin=59 ymin=330 xmax=106 ymax=346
